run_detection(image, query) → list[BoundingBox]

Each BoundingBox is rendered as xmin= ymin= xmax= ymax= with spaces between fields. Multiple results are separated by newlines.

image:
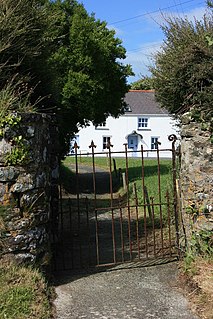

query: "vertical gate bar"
xmin=89 ymin=141 xmax=99 ymax=266
xmin=85 ymin=197 xmax=91 ymax=265
xmin=151 ymin=197 xmax=156 ymax=258
xmin=156 ymin=142 xmax=164 ymax=256
xmin=124 ymin=143 xmax=132 ymax=261
xmin=74 ymin=142 xmax=82 ymax=267
xmin=107 ymin=142 xmax=116 ymax=264
xmin=51 ymin=214 xmax=56 ymax=271
xmin=119 ymin=195 xmax=125 ymax=263
xmin=68 ymin=198 xmax=74 ymax=269
xmin=59 ymin=182 xmax=63 ymax=232
xmin=111 ymin=209 xmax=116 ymax=264
xmin=140 ymin=145 xmax=148 ymax=259
xmin=95 ymin=209 xmax=100 ymax=266
xmin=50 ymin=193 xmax=55 ymax=271
xmin=59 ymin=181 xmax=63 ymax=223
xmin=59 ymin=182 xmax=65 ymax=269
xmin=144 ymin=202 xmax=148 ymax=259
xmin=169 ymin=134 xmax=180 ymax=256
xmin=89 ymin=141 xmax=97 ymax=207
xmin=107 ymin=140 xmax=114 ymax=203
xmin=166 ymin=191 xmax=172 ymax=257
xmin=133 ymin=183 xmax=140 ymax=260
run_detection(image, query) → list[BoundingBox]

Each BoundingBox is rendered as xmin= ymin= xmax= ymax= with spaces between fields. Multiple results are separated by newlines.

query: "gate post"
xmin=169 ymin=134 xmax=180 ymax=257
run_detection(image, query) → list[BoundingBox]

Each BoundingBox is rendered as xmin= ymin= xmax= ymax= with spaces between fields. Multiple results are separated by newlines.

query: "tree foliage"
xmin=46 ymin=0 xmax=132 ymax=152
xmin=0 ymin=0 xmax=132 ymax=155
xmin=130 ymin=76 xmax=154 ymax=90
xmin=151 ymin=11 xmax=213 ymax=122
xmin=207 ymin=0 xmax=213 ymax=8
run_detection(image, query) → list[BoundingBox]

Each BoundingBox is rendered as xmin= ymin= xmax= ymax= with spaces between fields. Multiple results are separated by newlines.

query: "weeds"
xmin=0 ymin=79 xmax=34 ymax=119
xmin=181 ymin=227 xmax=213 ymax=319
xmin=180 ymin=257 xmax=213 ymax=319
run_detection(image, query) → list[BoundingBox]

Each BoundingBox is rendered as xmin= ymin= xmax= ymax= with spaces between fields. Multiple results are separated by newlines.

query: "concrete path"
xmin=53 ymin=262 xmax=200 ymax=319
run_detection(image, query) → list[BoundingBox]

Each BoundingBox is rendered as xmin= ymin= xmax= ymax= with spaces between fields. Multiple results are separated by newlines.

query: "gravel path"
xmin=53 ymin=262 xmax=199 ymax=319
xmin=67 ymin=163 xmax=111 ymax=194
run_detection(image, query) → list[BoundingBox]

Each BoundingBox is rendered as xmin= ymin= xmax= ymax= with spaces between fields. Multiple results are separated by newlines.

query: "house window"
xmin=151 ymin=137 xmax=159 ymax=150
xmin=103 ymin=136 xmax=111 ymax=150
xmin=95 ymin=121 xmax=107 ymax=129
xmin=138 ymin=117 xmax=148 ymax=129
xmin=124 ymin=104 xmax=132 ymax=112
xmin=99 ymin=121 xmax=106 ymax=127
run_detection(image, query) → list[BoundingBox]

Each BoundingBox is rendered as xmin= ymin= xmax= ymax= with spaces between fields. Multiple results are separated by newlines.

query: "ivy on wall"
xmin=0 ymin=113 xmax=29 ymax=166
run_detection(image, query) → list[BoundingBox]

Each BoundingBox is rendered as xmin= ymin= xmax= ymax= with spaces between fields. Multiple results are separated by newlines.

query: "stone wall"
xmin=180 ymin=113 xmax=213 ymax=249
xmin=0 ymin=113 xmax=59 ymax=266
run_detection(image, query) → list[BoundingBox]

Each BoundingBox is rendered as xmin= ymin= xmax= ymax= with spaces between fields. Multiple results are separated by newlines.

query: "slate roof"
xmin=124 ymin=90 xmax=169 ymax=115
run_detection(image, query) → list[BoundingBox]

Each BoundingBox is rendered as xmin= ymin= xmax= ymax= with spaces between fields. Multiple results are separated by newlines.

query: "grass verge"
xmin=179 ymin=257 xmax=213 ymax=319
xmin=0 ymin=259 xmax=54 ymax=319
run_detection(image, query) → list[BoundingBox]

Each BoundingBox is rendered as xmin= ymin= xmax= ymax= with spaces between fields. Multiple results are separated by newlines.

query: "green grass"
xmin=0 ymin=260 xmax=53 ymax=319
xmin=62 ymin=155 xmax=175 ymax=225
xmin=63 ymin=155 xmax=174 ymax=201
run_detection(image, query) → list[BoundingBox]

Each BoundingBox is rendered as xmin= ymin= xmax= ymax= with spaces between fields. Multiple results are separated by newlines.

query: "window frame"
xmin=151 ymin=136 xmax=159 ymax=150
xmin=138 ymin=117 xmax=149 ymax=130
xmin=102 ymin=136 xmax=111 ymax=150
xmin=95 ymin=121 xmax=108 ymax=130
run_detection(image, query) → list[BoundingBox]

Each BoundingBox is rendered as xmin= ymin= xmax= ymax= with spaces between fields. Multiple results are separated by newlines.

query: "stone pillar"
xmin=0 ymin=113 xmax=59 ymax=266
xmin=180 ymin=113 xmax=213 ymax=248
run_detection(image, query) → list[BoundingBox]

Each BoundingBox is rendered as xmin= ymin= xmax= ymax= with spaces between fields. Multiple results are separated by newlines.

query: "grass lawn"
xmin=63 ymin=155 xmax=174 ymax=199
xmin=62 ymin=155 xmax=175 ymax=223
xmin=0 ymin=260 xmax=53 ymax=319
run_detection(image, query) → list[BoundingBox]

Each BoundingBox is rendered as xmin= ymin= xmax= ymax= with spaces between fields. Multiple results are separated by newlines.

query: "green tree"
xmin=151 ymin=11 xmax=213 ymax=121
xmin=0 ymin=0 xmax=132 ymax=155
xmin=46 ymin=0 xmax=132 ymax=153
xmin=130 ymin=76 xmax=154 ymax=90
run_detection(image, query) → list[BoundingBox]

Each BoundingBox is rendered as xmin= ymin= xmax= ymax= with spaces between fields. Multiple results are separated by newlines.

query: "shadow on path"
xmin=53 ymin=262 xmax=199 ymax=319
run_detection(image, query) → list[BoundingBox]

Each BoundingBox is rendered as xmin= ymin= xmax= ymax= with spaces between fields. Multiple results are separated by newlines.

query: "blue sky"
xmin=80 ymin=0 xmax=208 ymax=83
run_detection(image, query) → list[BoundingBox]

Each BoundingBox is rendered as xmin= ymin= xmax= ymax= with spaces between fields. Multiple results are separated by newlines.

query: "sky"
xmin=80 ymin=0 xmax=209 ymax=83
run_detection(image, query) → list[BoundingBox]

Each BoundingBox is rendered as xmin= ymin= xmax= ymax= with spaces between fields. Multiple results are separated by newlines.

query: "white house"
xmin=70 ymin=90 xmax=178 ymax=157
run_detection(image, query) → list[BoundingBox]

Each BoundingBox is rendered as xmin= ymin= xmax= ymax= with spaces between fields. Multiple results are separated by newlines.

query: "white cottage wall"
xmin=73 ymin=113 xmax=178 ymax=158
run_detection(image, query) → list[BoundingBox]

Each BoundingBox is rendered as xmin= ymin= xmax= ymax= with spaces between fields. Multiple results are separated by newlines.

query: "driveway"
xmin=53 ymin=262 xmax=199 ymax=319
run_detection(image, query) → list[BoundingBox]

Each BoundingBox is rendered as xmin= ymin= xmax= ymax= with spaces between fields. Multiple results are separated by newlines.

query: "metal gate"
xmin=52 ymin=135 xmax=180 ymax=271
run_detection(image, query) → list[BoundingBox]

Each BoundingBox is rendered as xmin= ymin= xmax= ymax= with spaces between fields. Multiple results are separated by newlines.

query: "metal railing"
xmin=52 ymin=135 xmax=180 ymax=271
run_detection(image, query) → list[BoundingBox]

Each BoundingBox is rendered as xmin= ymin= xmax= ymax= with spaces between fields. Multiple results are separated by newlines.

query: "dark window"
xmin=138 ymin=117 xmax=148 ymax=129
xmin=151 ymin=137 xmax=159 ymax=150
xmin=103 ymin=136 xmax=111 ymax=149
xmin=95 ymin=121 xmax=107 ymax=130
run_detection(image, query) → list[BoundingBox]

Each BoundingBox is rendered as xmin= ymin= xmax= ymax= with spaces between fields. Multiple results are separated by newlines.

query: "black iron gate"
xmin=52 ymin=135 xmax=180 ymax=271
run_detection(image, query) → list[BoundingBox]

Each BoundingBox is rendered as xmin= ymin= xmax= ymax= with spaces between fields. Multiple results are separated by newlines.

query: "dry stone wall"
xmin=0 ymin=113 xmax=59 ymax=266
xmin=180 ymin=113 xmax=213 ymax=250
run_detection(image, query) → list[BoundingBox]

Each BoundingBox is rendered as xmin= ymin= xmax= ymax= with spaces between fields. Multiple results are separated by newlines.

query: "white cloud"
xmin=107 ymin=24 xmax=124 ymax=36
xmin=124 ymin=41 xmax=163 ymax=81
xmin=147 ymin=6 xmax=207 ymax=26
xmin=126 ymin=6 xmax=209 ymax=82
xmin=183 ymin=6 xmax=209 ymax=21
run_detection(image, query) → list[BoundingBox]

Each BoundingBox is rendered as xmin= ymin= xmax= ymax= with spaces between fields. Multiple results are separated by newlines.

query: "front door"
xmin=128 ymin=135 xmax=138 ymax=156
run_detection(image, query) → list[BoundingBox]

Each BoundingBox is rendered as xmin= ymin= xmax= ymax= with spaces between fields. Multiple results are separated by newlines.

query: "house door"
xmin=128 ymin=135 xmax=138 ymax=156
